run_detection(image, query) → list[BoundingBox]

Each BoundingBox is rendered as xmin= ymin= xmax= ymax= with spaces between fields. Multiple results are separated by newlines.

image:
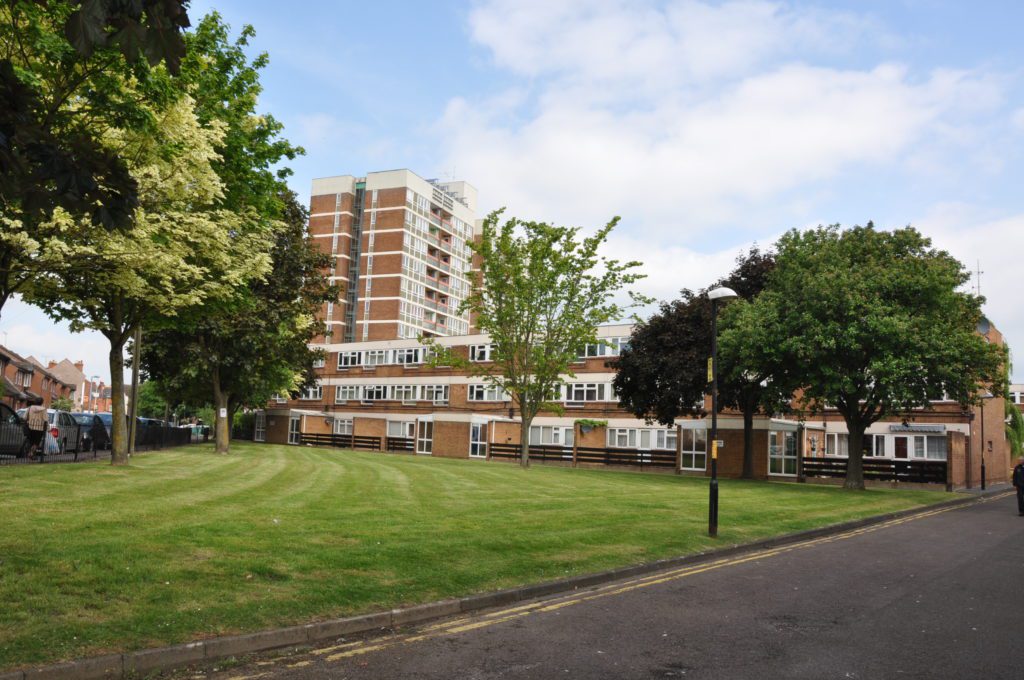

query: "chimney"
xmin=74 ymin=360 xmax=84 ymax=372
xmin=48 ymin=360 xmax=57 ymax=368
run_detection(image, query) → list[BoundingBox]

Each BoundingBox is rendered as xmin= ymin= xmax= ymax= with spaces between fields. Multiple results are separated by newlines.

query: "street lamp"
xmin=707 ymin=286 xmax=738 ymax=537
xmin=979 ymin=391 xmax=994 ymax=490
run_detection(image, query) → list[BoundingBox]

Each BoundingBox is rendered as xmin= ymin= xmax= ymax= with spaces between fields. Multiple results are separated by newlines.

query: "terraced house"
xmin=255 ymin=170 xmax=1010 ymax=490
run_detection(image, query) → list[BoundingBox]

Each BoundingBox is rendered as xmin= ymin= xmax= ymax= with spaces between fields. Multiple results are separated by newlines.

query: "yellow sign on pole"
xmin=711 ymin=439 xmax=718 ymax=460
xmin=707 ymin=357 xmax=713 ymax=382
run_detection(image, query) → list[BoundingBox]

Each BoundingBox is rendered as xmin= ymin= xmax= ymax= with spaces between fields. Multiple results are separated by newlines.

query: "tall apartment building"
xmin=308 ymin=170 xmax=478 ymax=343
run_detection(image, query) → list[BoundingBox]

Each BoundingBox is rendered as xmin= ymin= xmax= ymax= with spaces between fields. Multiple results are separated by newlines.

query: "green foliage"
xmin=1007 ymin=399 xmax=1024 ymax=458
xmin=50 ymin=395 xmax=74 ymax=412
xmin=437 ymin=209 xmax=646 ymax=466
xmin=135 ymin=381 xmax=166 ymax=419
xmin=615 ymin=248 xmax=788 ymax=477
xmin=0 ymin=0 xmax=189 ymax=317
xmin=574 ymin=419 xmax=608 ymax=429
xmin=722 ymin=223 xmax=1005 ymax=489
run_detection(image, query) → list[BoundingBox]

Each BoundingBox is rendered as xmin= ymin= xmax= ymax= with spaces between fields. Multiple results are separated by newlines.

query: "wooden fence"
xmin=298 ymin=433 xmax=382 ymax=452
xmin=488 ymin=442 xmax=677 ymax=470
xmin=801 ymin=456 xmax=947 ymax=485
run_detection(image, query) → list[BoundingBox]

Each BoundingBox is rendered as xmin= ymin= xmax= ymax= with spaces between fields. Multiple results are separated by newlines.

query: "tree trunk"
xmin=212 ymin=371 xmax=230 ymax=454
xmin=844 ymin=421 xmax=866 ymax=490
xmin=108 ymin=340 xmax=129 ymax=465
xmin=518 ymin=416 xmax=531 ymax=469
xmin=741 ymin=405 xmax=755 ymax=479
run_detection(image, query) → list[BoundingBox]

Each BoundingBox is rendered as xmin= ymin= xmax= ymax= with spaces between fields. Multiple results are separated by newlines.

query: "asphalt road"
xmin=207 ymin=491 xmax=1024 ymax=680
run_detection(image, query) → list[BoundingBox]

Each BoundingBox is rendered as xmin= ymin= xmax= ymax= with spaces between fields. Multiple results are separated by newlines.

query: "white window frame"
xmin=333 ymin=418 xmax=353 ymax=435
xmin=530 ymin=425 xmax=574 ymax=448
xmin=416 ymin=420 xmax=433 ymax=455
xmin=768 ymin=430 xmax=798 ymax=476
xmin=253 ymin=412 xmax=266 ymax=442
xmin=299 ymin=382 xmax=322 ymax=401
xmin=287 ymin=415 xmax=301 ymax=445
xmin=421 ymin=384 xmax=449 ymax=404
xmin=362 ymin=385 xmax=388 ymax=402
xmin=335 ymin=385 xmax=360 ymax=403
xmin=469 ymin=344 xmax=493 ymax=362
xmin=387 ymin=421 xmax=415 ymax=439
xmin=391 ymin=384 xmax=418 ymax=402
xmin=679 ymin=428 xmax=707 ymax=471
xmin=469 ymin=423 xmax=487 ymax=458
xmin=467 ymin=384 xmax=504 ymax=402
xmin=338 ymin=351 xmax=361 ymax=369
xmin=362 ymin=349 xmax=388 ymax=367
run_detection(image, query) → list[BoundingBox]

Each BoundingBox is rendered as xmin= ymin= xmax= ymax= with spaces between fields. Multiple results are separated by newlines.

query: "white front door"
xmin=254 ymin=413 xmax=266 ymax=442
xmin=288 ymin=416 xmax=301 ymax=445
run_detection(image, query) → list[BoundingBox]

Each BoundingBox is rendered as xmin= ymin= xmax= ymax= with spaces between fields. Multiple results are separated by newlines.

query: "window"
xmin=468 ymin=384 xmax=504 ymax=401
xmin=299 ymin=382 xmax=322 ymax=400
xmin=422 ymin=384 xmax=449 ymax=404
xmin=469 ymin=344 xmax=493 ymax=362
xmin=336 ymin=385 xmax=359 ymax=403
xmin=680 ymin=428 xmax=708 ymax=470
xmin=530 ymin=426 xmax=574 ymax=447
xmin=768 ymin=430 xmax=798 ymax=475
xmin=655 ymin=429 xmax=677 ymax=451
xmin=388 ymin=421 xmax=415 ymax=438
xmin=394 ymin=348 xmax=421 ymax=365
xmin=565 ymin=383 xmax=605 ymax=402
xmin=338 ymin=351 xmax=360 ymax=368
xmin=862 ymin=434 xmax=885 ymax=457
xmin=826 ymin=433 xmax=849 ymax=457
xmin=363 ymin=349 xmax=388 ymax=367
xmin=391 ymin=384 xmax=418 ymax=402
xmin=272 ymin=393 xmax=288 ymax=404
xmin=608 ymin=428 xmax=637 ymax=448
xmin=416 ymin=420 xmax=433 ymax=454
xmin=577 ymin=337 xmax=628 ymax=359
xmin=333 ymin=419 xmax=353 ymax=435
xmin=253 ymin=412 xmax=266 ymax=442
xmin=287 ymin=416 xmax=301 ymax=445
xmin=312 ymin=356 xmax=325 ymax=369
xmin=470 ymin=423 xmax=487 ymax=458
xmin=926 ymin=436 xmax=946 ymax=460
xmin=362 ymin=385 xmax=388 ymax=401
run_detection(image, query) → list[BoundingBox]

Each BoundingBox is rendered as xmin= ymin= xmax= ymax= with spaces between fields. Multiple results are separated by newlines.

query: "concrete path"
xmin=205 ymin=491 xmax=1024 ymax=680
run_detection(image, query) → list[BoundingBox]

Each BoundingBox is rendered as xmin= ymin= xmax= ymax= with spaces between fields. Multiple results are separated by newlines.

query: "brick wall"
xmin=432 ymin=421 xmax=470 ymax=459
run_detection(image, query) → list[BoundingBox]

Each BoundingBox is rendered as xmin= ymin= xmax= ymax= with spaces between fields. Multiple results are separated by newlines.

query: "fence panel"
xmin=387 ymin=437 xmax=415 ymax=452
xmin=802 ymin=457 xmax=947 ymax=484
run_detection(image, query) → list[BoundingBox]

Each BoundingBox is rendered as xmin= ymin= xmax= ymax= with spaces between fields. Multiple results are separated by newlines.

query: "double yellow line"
xmin=227 ymin=492 xmax=1012 ymax=676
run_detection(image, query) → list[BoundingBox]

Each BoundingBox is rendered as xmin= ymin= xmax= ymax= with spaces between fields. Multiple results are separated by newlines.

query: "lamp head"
xmin=708 ymin=287 xmax=739 ymax=301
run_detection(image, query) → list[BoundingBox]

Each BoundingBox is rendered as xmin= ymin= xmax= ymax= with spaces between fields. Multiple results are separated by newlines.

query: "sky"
xmin=3 ymin=0 xmax=1023 ymax=382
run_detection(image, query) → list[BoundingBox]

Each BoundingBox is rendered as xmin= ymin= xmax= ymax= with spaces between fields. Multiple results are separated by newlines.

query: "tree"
xmin=135 ymin=380 xmax=167 ymax=419
xmin=0 ymin=0 xmax=190 ymax=320
xmin=614 ymin=247 xmax=788 ymax=477
xmin=51 ymin=395 xmax=74 ymax=412
xmin=140 ymin=15 xmax=325 ymax=454
xmin=437 ymin=209 xmax=646 ymax=468
xmin=1006 ymin=399 xmax=1024 ymax=459
xmin=723 ymin=224 xmax=1005 ymax=489
xmin=143 ymin=190 xmax=336 ymax=453
xmin=27 ymin=93 xmax=273 ymax=464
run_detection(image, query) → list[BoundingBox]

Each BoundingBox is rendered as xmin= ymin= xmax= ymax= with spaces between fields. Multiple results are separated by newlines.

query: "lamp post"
xmin=707 ymin=286 xmax=738 ymax=537
xmin=979 ymin=392 xmax=994 ymax=490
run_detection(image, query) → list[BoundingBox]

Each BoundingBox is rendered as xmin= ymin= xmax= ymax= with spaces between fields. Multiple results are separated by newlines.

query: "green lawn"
xmin=0 ymin=442 xmax=947 ymax=669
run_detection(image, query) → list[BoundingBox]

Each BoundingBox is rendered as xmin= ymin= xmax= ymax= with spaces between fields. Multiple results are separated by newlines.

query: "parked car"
xmin=17 ymin=408 xmax=83 ymax=454
xmin=96 ymin=412 xmax=113 ymax=440
xmin=72 ymin=413 xmax=109 ymax=452
xmin=0 ymin=403 xmax=29 ymax=458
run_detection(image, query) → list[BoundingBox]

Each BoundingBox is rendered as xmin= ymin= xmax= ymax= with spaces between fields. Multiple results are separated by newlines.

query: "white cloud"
xmin=445 ymin=0 xmax=1004 ymax=241
xmin=0 ymin=297 xmax=117 ymax=383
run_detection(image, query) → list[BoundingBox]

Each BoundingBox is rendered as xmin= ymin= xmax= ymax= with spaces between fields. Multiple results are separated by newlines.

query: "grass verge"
xmin=0 ymin=442 xmax=948 ymax=669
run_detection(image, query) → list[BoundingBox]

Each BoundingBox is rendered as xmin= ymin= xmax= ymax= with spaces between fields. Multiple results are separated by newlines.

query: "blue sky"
xmin=4 ymin=0 xmax=1023 ymax=381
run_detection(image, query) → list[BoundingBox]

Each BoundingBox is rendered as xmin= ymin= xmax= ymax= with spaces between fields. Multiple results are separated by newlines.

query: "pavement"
xmin=193 ymin=490 xmax=1024 ymax=680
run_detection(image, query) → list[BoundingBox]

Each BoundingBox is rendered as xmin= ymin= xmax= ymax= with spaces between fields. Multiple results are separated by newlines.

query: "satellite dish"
xmin=976 ymin=317 xmax=991 ymax=336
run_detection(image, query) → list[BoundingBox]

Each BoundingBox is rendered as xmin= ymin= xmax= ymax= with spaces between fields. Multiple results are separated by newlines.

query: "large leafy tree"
xmin=0 ymin=0 xmax=190 ymax=319
xmin=143 ymin=190 xmax=337 ymax=453
xmin=27 ymin=93 xmax=273 ymax=463
xmin=614 ymin=247 xmax=787 ymax=477
xmin=722 ymin=224 xmax=1004 ymax=489
xmin=438 ymin=210 xmax=646 ymax=468
xmin=140 ymin=15 xmax=327 ymax=454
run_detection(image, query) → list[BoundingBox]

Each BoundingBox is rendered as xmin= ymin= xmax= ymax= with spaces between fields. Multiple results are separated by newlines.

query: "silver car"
xmin=17 ymin=408 xmax=84 ymax=454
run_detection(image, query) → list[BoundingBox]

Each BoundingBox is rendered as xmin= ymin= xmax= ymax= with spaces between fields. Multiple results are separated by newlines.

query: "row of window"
xmin=822 ymin=432 xmax=947 ymax=460
xmin=338 ymin=348 xmax=428 ymax=368
xmin=333 ymin=384 xmax=451 ymax=404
